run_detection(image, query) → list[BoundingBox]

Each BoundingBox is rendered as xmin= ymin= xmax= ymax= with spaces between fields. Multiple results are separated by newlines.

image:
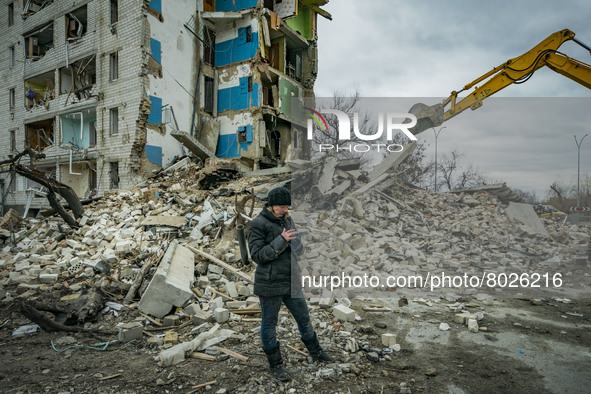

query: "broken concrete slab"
xmin=506 ymin=202 xmax=550 ymax=237
xmin=171 ymin=130 xmax=215 ymax=159
xmin=333 ymin=304 xmax=355 ymax=322
xmin=139 ymin=216 xmax=187 ymax=228
xmin=138 ymin=240 xmax=195 ymax=318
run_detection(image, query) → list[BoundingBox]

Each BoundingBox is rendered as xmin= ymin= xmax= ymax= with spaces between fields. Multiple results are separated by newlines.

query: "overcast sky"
xmin=313 ymin=0 xmax=591 ymax=200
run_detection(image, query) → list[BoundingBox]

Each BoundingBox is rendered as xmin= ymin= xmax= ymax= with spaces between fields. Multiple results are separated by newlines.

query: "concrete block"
xmin=381 ymin=333 xmax=397 ymax=347
xmin=118 ymin=322 xmax=143 ymax=342
xmin=333 ymin=304 xmax=355 ymax=322
xmin=467 ymin=319 xmax=479 ymax=333
xmin=185 ymin=303 xmax=201 ymax=315
xmin=163 ymin=314 xmax=181 ymax=327
xmin=209 ymin=297 xmax=225 ymax=310
xmin=0 ymin=286 xmax=6 ymax=300
xmin=226 ymin=300 xmax=247 ymax=309
xmin=214 ymin=307 xmax=229 ymax=323
xmin=14 ymin=261 xmax=30 ymax=271
xmin=225 ymin=282 xmax=238 ymax=298
xmin=138 ymin=240 xmax=195 ymax=318
xmin=197 ymin=276 xmax=210 ymax=288
xmin=192 ymin=310 xmax=214 ymax=325
xmin=115 ymin=240 xmax=135 ymax=252
xmin=39 ymin=273 xmax=58 ymax=283
xmin=319 ymin=293 xmax=335 ymax=309
xmin=208 ymin=264 xmax=224 ymax=275
xmin=236 ymin=283 xmax=250 ymax=296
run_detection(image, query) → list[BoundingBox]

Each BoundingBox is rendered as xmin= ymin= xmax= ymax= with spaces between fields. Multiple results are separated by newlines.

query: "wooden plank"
xmin=140 ymin=312 xmax=162 ymax=326
xmin=185 ymin=245 xmax=254 ymax=284
xmin=286 ymin=344 xmax=307 ymax=356
xmin=219 ymin=347 xmax=249 ymax=362
xmin=191 ymin=380 xmax=217 ymax=389
xmin=98 ymin=374 xmax=121 ymax=381
xmin=190 ymin=352 xmax=216 ymax=361
xmin=242 ymin=318 xmax=262 ymax=322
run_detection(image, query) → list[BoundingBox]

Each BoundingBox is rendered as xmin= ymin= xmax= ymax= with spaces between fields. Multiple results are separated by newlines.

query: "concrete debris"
xmin=0 ymin=153 xmax=588 ymax=392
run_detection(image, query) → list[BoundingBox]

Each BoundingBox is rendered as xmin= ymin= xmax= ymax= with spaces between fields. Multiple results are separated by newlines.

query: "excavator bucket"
xmin=408 ymin=103 xmax=444 ymax=135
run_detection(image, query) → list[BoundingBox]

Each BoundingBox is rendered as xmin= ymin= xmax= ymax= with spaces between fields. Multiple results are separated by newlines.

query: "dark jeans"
xmin=260 ymin=295 xmax=315 ymax=350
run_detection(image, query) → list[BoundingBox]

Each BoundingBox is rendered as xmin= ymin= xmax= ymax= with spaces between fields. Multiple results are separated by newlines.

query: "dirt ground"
xmin=1 ymin=293 xmax=589 ymax=394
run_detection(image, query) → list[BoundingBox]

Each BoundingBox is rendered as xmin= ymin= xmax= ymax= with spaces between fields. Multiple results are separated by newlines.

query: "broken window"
xmin=8 ymin=3 xmax=14 ymax=26
xmin=109 ymin=52 xmax=118 ymax=80
xmin=60 ymin=109 xmax=97 ymax=149
xmin=110 ymin=107 xmax=119 ymax=135
xmin=286 ymin=49 xmax=302 ymax=81
xmin=9 ymin=130 xmax=17 ymax=152
xmin=9 ymin=45 xmax=16 ymax=68
xmin=22 ymin=0 xmax=54 ymax=18
xmin=9 ymin=88 xmax=16 ymax=110
xmin=25 ymin=118 xmax=54 ymax=151
xmin=24 ymin=22 xmax=54 ymax=61
xmin=110 ymin=0 xmax=118 ymax=25
xmin=248 ymin=76 xmax=253 ymax=92
xmin=110 ymin=161 xmax=119 ymax=189
xmin=59 ymin=55 xmax=96 ymax=101
xmin=204 ymin=75 xmax=214 ymax=114
xmin=204 ymin=27 xmax=215 ymax=66
xmin=25 ymin=70 xmax=55 ymax=109
xmin=245 ymin=26 xmax=252 ymax=43
xmin=65 ymin=6 xmax=87 ymax=41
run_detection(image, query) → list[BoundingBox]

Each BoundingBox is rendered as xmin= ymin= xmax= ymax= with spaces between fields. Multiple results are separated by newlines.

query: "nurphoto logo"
xmin=305 ymin=107 xmax=418 ymax=153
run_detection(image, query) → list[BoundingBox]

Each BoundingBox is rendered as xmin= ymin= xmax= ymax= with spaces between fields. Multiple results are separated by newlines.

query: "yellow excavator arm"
xmin=410 ymin=29 xmax=591 ymax=134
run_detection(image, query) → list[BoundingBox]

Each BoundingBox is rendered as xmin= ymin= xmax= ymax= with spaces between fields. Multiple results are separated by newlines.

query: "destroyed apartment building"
xmin=0 ymin=0 xmax=330 ymax=215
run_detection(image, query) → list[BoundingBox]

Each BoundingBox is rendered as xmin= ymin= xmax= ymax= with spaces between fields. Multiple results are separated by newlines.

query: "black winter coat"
xmin=247 ymin=206 xmax=304 ymax=298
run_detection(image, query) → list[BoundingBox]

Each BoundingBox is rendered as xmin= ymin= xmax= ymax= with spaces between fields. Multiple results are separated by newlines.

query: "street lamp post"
xmin=574 ymin=134 xmax=588 ymax=208
xmin=433 ymin=126 xmax=446 ymax=191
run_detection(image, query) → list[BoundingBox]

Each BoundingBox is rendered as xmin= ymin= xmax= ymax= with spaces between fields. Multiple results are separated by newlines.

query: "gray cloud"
xmin=314 ymin=1 xmax=591 ymax=198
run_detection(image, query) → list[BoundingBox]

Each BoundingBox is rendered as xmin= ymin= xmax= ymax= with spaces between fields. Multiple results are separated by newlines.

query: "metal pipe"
xmin=69 ymin=149 xmax=81 ymax=175
xmin=236 ymin=224 xmax=249 ymax=266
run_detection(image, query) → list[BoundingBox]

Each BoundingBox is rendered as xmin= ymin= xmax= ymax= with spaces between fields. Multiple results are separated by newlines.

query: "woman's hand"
xmin=281 ymin=228 xmax=298 ymax=242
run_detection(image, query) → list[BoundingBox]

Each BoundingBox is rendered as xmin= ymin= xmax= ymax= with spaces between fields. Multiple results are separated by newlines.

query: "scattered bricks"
xmin=225 ymin=282 xmax=238 ymax=298
xmin=164 ymin=331 xmax=178 ymax=345
xmin=118 ymin=322 xmax=143 ymax=342
xmin=209 ymin=297 xmax=225 ymax=310
xmin=16 ymin=283 xmax=41 ymax=295
xmin=214 ymin=307 xmax=229 ymax=323
xmin=39 ymin=273 xmax=59 ymax=283
xmin=226 ymin=301 xmax=247 ymax=309
xmin=333 ymin=304 xmax=356 ymax=322
xmin=381 ymin=333 xmax=397 ymax=347
xmin=454 ymin=313 xmax=471 ymax=324
xmin=208 ymin=264 xmax=224 ymax=275
xmin=14 ymin=261 xmax=30 ymax=271
xmin=319 ymin=294 xmax=335 ymax=309
xmin=115 ymin=240 xmax=135 ymax=252
xmin=12 ymin=253 xmax=28 ymax=263
xmin=185 ymin=303 xmax=201 ymax=315
xmin=66 ymin=239 xmax=84 ymax=251
xmin=192 ymin=310 xmax=214 ymax=325
xmin=468 ymin=319 xmax=479 ymax=333
xmin=198 ymin=276 xmax=210 ymax=288
xmin=163 ymin=315 xmax=181 ymax=327
xmin=236 ymin=283 xmax=250 ymax=296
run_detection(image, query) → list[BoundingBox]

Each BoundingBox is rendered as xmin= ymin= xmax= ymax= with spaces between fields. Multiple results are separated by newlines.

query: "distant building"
xmin=0 ymin=0 xmax=330 ymax=215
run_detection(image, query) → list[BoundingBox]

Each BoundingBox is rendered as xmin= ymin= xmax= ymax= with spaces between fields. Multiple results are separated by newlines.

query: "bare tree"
xmin=437 ymin=150 xmax=486 ymax=191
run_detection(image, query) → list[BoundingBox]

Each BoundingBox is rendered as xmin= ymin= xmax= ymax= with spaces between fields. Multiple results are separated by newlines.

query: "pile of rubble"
xmin=0 ymin=154 xmax=589 ymax=392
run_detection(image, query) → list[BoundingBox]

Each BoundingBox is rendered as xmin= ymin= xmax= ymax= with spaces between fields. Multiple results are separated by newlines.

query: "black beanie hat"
xmin=267 ymin=187 xmax=291 ymax=206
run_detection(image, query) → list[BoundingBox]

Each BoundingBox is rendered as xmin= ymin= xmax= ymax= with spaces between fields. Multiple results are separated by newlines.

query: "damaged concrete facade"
xmin=0 ymin=0 xmax=198 ymax=214
xmin=195 ymin=0 xmax=329 ymax=168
